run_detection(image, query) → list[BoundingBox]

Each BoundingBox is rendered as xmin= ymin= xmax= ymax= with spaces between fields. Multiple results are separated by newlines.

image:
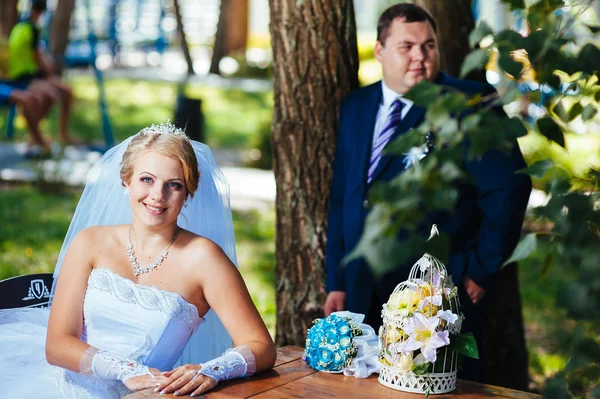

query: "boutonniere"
xmin=402 ymin=132 xmax=436 ymax=170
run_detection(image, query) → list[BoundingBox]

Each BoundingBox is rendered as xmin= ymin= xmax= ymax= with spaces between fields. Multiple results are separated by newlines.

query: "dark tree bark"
xmin=209 ymin=0 xmax=248 ymax=75
xmin=173 ymin=0 xmax=194 ymax=75
xmin=0 ymin=0 xmax=18 ymax=39
xmin=49 ymin=0 xmax=75 ymax=76
xmin=270 ymin=0 xmax=359 ymax=346
xmin=416 ymin=0 xmax=486 ymax=82
xmin=417 ymin=0 xmax=529 ymax=390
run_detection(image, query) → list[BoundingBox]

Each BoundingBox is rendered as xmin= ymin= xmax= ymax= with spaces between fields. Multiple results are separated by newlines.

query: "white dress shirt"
xmin=371 ymin=80 xmax=414 ymax=149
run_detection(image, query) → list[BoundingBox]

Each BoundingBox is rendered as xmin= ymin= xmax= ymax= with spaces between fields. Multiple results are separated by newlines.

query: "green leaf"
xmin=595 ymin=91 xmax=600 ymax=103
xmin=500 ymin=0 xmax=525 ymax=10
xmin=542 ymin=376 xmax=572 ymax=399
xmin=411 ymin=362 xmax=431 ymax=375
xmin=460 ymin=113 xmax=481 ymax=133
xmin=546 ymin=74 xmax=561 ymax=91
xmin=540 ymin=253 xmax=554 ymax=280
xmin=494 ymin=29 xmax=524 ymax=50
xmin=518 ymin=159 xmax=554 ymax=178
xmin=385 ymin=129 xmax=423 ymax=155
xmin=469 ymin=22 xmax=493 ymax=49
xmin=345 ymin=205 xmax=411 ymax=277
xmin=568 ymin=102 xmax=583 ymax=122
xmin=581 ymin=104 xmax=597 ymax=121
xmin=552 ymin=100 xmax=568 ymax=122
xmin=523 ymin=30 xmax=552 ymax=62
xmin=503 ymin=233 xmax=537 ymax=267
xmin=460 ymin=49 xmax=490 ymax=78
xmin=448 ymin=333 xmax=479 ymax=359
xmin=585 ymin=24 xmax=600 ymax=34
xmin=498 ymin=52 xmax=523 ymax=78
xmin=504 ymin=117 xmax=528 ymax=139
xmin=404 ymin=81 xmax=443 ymax=107
xmin=577 ymin=44 xmax=600 ymax=75
xmin=536 ymin=117 xmax=566 ymax=148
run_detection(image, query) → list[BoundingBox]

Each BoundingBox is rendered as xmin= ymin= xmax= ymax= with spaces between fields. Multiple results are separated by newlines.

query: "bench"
xmin=0 ymin=273 xmax=54 ymax=309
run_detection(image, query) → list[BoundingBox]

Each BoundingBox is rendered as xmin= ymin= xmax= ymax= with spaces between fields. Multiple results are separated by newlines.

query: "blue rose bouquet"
xmin=304 ymin=312 xmax=379 ymax=377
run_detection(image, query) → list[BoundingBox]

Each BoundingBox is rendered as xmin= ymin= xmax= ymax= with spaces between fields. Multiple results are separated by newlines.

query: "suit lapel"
xmin=368 ymin=103 xmax=426 ymax=184
xmin=358 ymin=83 xmax=383 ymax=184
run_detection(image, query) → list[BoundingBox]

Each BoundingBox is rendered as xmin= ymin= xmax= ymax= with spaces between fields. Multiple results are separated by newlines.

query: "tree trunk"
xmin=0 ymin=0 xmax=18 ymax=40
xmin=270 ymin=0 xmax=359 ymax=346
xmin=416 ymin=0 xmax=486 ymax=82
xmin=417 ymin=0 xmax=529 ymax=390
xmin=209 ymin=0 xmax=248 ymax=75
xmin=224 ymin=0 xmax=247 ymax=55
xmin=49 ymin=0 xmax=76 ymax=76
xmin=173 ymin=0 xmax=194 ymax=75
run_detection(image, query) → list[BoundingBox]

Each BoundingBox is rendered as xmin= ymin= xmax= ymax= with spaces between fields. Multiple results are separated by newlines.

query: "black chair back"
xmin=0 ymin=273 xmax=54 ymax=309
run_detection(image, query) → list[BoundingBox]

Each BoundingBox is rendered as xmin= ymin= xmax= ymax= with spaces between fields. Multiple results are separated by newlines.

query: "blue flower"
xmin=338 ymin=324 xmax=350 ymax=336
xmin=318 ymin=348 xmax=333 ymax=364
xmin=333 ymin=350 xmax=345 ymax=368
xmin=339 ymin=335 xmax=351 ymax=348
xmin=326 ymin=330 xmax=338 ymax=345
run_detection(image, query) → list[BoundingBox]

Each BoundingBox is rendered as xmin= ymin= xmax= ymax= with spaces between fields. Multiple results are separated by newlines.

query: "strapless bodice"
xmin=81 ymin=268 xmax=202 ymax=370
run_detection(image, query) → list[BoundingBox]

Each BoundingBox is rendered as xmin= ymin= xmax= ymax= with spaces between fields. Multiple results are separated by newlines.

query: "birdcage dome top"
xmin=381 ymin=253 xmax=463 ymax=337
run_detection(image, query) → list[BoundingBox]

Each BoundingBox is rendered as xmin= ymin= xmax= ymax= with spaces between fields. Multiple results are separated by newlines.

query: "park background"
xmin=0 ymin=0 xmax=599 ymax=396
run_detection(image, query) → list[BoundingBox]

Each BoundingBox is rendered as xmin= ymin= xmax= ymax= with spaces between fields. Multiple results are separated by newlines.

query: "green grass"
xmin=0 ymin=76 xmax=273 ymax=150
xmin=0 ymin=183 xmax=276 ymax=336
xmin=517 ymin=236 xmax=579 ymax=390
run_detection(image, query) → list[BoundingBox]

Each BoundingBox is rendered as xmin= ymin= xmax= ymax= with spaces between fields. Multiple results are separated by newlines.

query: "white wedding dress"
xmin=0 ymin=268 xmax=207 ymax=398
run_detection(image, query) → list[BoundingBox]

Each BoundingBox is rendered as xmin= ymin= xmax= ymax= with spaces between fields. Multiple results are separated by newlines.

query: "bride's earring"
xmin=183 ymin=200 xmax=188 ymax=208
xmin=124 ymin=189 xmax=130 ymax=195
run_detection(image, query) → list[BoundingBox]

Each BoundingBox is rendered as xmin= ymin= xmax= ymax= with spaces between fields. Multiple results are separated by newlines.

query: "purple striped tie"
xmin=367 ymin=99 xmax=404 ymax=183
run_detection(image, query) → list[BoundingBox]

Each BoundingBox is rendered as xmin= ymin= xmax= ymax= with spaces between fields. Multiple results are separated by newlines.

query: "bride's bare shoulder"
xmin=72 ymin=225 xmax=128 ymax=247
xmin=179 ymin=230 xmax=231 ymax=265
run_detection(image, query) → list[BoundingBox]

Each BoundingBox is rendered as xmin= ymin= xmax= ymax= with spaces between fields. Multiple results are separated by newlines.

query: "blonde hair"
xmin=120 ymin=132 xmax=200 ymax=197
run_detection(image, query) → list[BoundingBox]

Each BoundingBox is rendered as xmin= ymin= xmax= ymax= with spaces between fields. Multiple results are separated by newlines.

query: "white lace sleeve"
xmin=198 ymin=345 xmax=256 ymax=383
xmin=79 ymin=346 xmax=98 ymax=376
xmin=78 ymin=347 xmax=150 ymax=382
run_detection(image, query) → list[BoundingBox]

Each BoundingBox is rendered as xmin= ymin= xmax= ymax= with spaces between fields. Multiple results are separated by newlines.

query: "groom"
xmin=323 ymin=3 xmax=531 ymax=382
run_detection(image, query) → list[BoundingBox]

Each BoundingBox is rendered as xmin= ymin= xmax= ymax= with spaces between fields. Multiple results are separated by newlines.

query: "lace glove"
xmin=198 ymin=345 xmax=257 ymax=383
xmin=79 ymin=347 xmax=150 ymax=382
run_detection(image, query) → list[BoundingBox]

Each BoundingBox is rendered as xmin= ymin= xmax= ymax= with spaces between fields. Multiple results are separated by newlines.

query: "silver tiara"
xmin=139 ymin=120 xmax=188 ymax=139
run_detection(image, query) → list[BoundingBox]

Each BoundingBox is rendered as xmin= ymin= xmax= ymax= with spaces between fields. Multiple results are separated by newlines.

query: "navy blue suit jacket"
xmin=326 ymin=73 xmax=532 ymax=316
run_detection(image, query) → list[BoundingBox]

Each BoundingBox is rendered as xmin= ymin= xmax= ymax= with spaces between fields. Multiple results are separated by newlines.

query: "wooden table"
xmin=125 ymin=346 xmax=540 ymax=399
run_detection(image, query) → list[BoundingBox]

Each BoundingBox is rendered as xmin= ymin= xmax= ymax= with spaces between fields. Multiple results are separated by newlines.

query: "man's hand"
xmin=324 ymin=291 xmax=346 ymax=316
xmin=463 ymin=277 xmax=486 ymax=304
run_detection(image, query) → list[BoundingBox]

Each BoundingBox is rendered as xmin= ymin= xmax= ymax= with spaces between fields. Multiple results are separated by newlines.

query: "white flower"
xmin=395 ymin=353 xmax=414 ymax=372
xmin=420 ymin=292 xmax=443 ymax=310
xmin=437 ymin=310 xmax=459 ymax=324
xmin=398 ymin=313 xmax=450 ymax=363
xmin=403 ymin=145 xmax=427 ymax=169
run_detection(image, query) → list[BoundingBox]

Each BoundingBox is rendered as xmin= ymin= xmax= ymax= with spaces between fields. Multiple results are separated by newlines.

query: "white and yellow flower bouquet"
xmin=378 ymin=253 xmax=479 ymax=395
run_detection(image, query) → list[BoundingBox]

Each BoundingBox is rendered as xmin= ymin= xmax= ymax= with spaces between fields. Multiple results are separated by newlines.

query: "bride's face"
xmin=125 ymin=151 xmax=188 ymax=229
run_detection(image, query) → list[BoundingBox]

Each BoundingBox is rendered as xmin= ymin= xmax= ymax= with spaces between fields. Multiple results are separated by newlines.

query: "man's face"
xmin=375 ymin=18 xmax=440 ymax=94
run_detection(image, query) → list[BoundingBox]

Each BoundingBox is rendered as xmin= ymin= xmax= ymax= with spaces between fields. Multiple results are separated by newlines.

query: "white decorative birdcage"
xmin=378 ymin=253 xmax=463 ymax=394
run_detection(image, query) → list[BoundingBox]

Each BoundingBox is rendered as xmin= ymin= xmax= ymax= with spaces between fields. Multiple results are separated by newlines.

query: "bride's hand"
xmin=156 ymin=364 xmax=217 ymax=397
xmin=123 ymin=368 xmax=168 ymax=392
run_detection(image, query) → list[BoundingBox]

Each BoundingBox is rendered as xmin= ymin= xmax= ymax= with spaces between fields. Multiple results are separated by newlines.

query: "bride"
xmin=0 ymin=122 xmax=276 ymax=398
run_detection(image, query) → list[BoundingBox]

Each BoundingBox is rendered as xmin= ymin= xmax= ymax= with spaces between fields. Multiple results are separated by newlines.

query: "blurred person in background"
xmin=8 ymin=0 xmax=80 ymax=146
xmin=0 ymin=82 xmax=49 ymax=153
